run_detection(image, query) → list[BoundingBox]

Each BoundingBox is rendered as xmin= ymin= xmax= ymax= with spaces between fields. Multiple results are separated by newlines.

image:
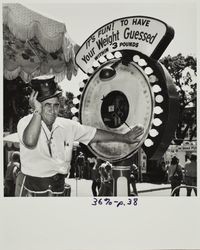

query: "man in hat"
xmin=17 ymin=76 xmax=144 ymax=197
xmin=184 ymin=153 xmax=197 ymax=196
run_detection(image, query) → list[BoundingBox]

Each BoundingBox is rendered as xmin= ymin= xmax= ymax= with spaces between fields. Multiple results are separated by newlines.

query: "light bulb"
xmin=155 ymin=95 xmax=164 ymax=103
xmin=133 ymin=55 xmax=140 ymax=62
xmin=73 ymin=98 xmax=79 ymax=105
xmin=152 ymin=85 xmax=161 ymax=93
xmin=145 ymin=67 xmax=153 ymax=75
xmin=114 ymin=51 xmax=122 ymax=58
xmin=71 ymin=107 xmax=78 ymax=114
xmin=149 ymin=129 xmax=159 ymax=137
xmin=153 ymin=118 xmax=162 ymax=126
xmin=144 ymin=139 xmax=154 ymax=147
xmin=154 ymin=106 xmax=163 ymax=114
xmin=138 ymin=59 xmax=147 ymax=66
xmin=149 ymin=75 xmax=158 ymax=83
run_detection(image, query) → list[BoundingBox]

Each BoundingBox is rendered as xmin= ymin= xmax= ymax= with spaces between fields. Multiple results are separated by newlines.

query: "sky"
xmin=11 ymin=0 xmax=197 ymax=95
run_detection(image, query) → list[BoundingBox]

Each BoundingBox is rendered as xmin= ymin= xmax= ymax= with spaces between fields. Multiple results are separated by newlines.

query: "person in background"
xmin=86 ymin=157 xmax=93 ymax=180
xmin=4 ymin=151 xmax=20 ymax=197
xmin=87 ymin=157 xmax=96 ymax=180
xmin=13 ymin=160 xmax=21 ymax=183
xmin=130 ymin=164 xmax=138 ymax=196
xmin=75 ymin=151 xmax=86 ymax=179
xmin=14 ymin=162 xmax=26 ymax=197
xmin=91 ymin=158 xmax=102 ymax=196
xmin=160 ymin=161 xmax=168 ymax=183
xmin=98 ymin=161 xmax=113 ymax=196
xmin=17 ymin=75 xmax=144 ymax=197
xmin=168 ymin=156 xmax=183 ymax=196
xmin=184 ymin=153 xmax=197 ymax=196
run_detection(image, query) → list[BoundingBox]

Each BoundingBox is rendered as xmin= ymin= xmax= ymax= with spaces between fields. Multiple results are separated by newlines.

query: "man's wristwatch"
xmin=33 ymin=109 xmax=41 ymax=115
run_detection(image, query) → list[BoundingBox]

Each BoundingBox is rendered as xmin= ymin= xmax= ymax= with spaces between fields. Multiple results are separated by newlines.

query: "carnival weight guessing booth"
xmin=74 ymin=16 xmax=179 ymax=196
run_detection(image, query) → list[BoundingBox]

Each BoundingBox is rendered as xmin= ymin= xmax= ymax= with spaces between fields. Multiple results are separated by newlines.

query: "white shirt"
xmin=17 ymin=114 xmax=96 ymax=177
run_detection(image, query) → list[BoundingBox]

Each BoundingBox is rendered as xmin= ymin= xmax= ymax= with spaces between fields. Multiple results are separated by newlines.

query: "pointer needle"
xmin=114 ymin=111 xmax=131 ymax=131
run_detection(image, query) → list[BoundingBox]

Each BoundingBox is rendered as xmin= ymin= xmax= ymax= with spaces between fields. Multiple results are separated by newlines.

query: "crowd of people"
xmin=4 ymin=149 xmax=140 ymax=197
xmin=4 ymin=149 xmax=197 ymax=197
xmin=167 ymin=154 xmax=197 ymax=196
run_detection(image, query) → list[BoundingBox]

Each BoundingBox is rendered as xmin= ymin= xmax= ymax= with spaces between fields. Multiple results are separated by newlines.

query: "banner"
xmin=76 ymin=16 xmax=174 ymax=73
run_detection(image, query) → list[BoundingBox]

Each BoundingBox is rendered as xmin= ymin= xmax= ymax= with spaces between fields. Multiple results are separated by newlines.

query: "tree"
xmin=58 ymin=91 xmax=75 ymax=119
xmin=160 ymin=54 xmax=197 ymax=144
xmin=4 ymin=77 xmax=31 ymax=133
xmin=3 ymin=77 xmax=76 ymax=133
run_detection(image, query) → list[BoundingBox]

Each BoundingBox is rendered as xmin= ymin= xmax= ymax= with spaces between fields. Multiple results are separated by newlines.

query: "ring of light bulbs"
xmin=72 ymin=50 xmax=168 ymax=161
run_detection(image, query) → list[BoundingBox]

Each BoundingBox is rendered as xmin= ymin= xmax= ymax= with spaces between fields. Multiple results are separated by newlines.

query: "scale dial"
xmin=79 ymin=56 xmax=154 ymax=162
xmin=101 ymin=90 xmax=129 ymax=129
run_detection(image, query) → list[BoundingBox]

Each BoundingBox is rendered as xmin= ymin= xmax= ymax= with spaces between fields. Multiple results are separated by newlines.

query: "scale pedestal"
xmin=112 ymin=166 xmax=131 ymax=196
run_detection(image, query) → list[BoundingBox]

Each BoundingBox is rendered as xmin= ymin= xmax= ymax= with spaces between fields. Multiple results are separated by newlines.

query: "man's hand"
xmin=91 ymin=124 xmax=144 ymax=144
xmin=29 ymin=90 xmax=42 ymax=113
xmin=124 ymin=125 xmax=144 ymax=144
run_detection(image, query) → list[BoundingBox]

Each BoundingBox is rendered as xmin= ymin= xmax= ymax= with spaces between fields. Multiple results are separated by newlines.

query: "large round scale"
xmin=79 ymin=53 xmax=154 ymax=162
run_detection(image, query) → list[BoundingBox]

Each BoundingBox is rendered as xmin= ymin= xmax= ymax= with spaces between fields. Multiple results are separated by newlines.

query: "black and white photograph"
xmin=1 ymin=0 xmax=199 ymax=249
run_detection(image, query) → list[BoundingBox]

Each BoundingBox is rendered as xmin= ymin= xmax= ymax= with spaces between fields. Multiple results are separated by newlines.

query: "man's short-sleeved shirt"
xmin=17 ymin=115 xmax=96 ymax=177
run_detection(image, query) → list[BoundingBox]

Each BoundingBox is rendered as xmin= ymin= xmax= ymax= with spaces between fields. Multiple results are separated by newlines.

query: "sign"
xmin=181 ymin=141 xmax=197 ymax=151
xmin=76 ymin=16 xmax=174 ymax=73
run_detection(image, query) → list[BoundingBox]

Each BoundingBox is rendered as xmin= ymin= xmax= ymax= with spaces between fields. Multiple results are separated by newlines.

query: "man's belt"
xmin=24 ymin=173 xmax=65 ymax=193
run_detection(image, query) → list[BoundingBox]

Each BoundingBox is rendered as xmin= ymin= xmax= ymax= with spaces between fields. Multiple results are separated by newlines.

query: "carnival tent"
xmin=3 ymin=3 xmax=80 ymax=83
xmin=3 ymin=132 xmax=19 ymax=150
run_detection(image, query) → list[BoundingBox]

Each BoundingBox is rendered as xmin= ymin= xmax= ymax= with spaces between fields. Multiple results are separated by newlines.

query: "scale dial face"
xmin=80 ymin=58 xmax=154 ymax=162
xmin=100 ymin=90 xmax=129 ymax=129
